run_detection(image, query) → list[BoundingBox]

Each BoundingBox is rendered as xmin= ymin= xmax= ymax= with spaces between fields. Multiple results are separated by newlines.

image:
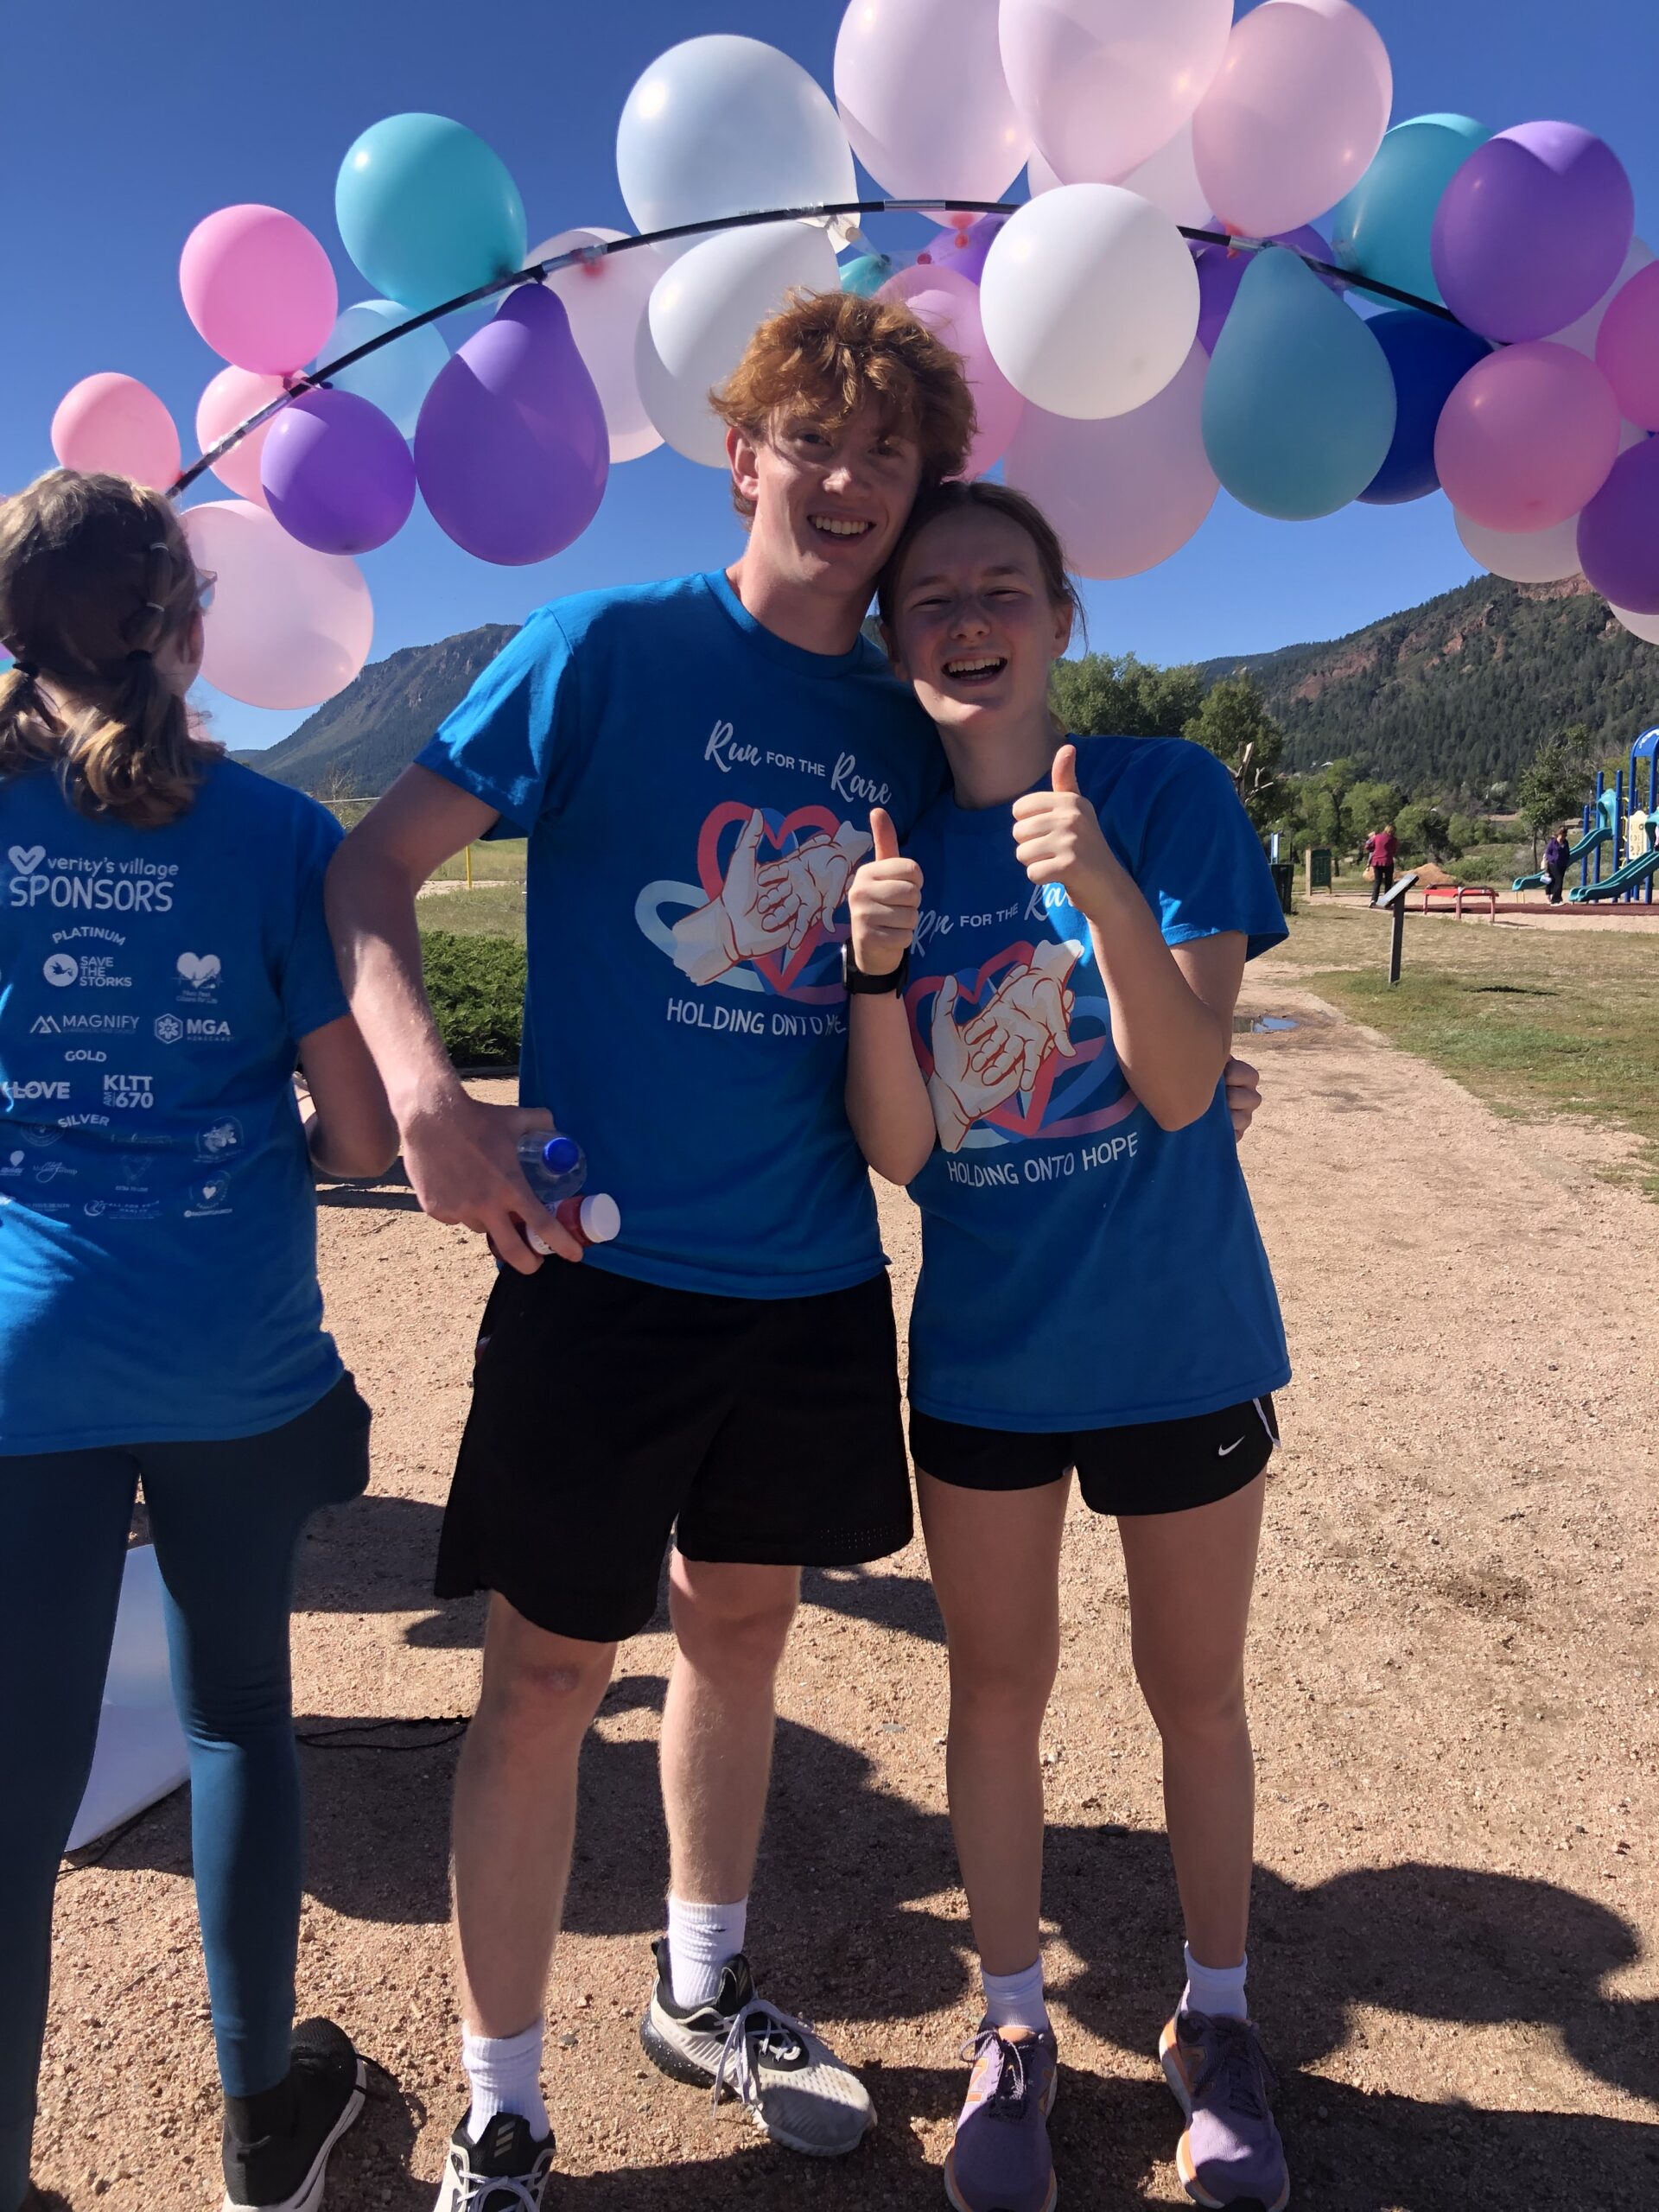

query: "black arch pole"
xmin=170 ymin=194 xmax=1463 ymax=499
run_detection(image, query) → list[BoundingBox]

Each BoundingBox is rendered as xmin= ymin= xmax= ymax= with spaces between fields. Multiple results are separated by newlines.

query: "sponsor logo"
xmin=84 ymin=1198 xmax=161 ymax=1222
xmin=0 ymin=1079 xmax=70 ymax=1103
xmin=7 ymin=844 xmax=46 ymax=874
xmin=33 ymin=1159 xmax=76 ymax=1185
xmin=195 ymin=1116 xmax=242 ymax=1161
xmin=114 ymin=1153 xmax=155 ymax=1192
xmin=0 ymin=1149 xmax=25 ymax=1178
xmin=103 ymin=1074 xmax=156 ymax=1110
xmin=43 ymin=953 xmax=79 ymax=988
xmin=154 ymin=1014 xmax=232 ymax=1044
xmin=175 ymin=950 xmax=221 ymax=1001
xmin=64 ymin=1049 xmax=107 ymax=1065
xmin=185 ymin=1175 xmax=232 ymax=1217
xmin=6 ymin=852 xmax=178 ymax=914
xmin=46 ymin=951 xmax=130 ymax=990
xmin=31 ymin=1012 xmax=140 ymax=1035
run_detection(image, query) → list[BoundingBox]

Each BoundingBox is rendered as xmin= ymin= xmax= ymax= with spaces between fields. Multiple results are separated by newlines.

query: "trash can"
xmin=1270 ymin=861 xmax=1294 ymax=916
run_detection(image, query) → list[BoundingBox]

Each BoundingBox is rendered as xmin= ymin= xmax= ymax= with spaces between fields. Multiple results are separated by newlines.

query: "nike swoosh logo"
xmin=1217 ymin=1439 xmax=1245 ymax=1457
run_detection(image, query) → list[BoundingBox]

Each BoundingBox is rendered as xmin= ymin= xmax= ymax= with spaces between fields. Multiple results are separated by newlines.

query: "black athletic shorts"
xmin=909 ymin=1394 xmax=1279 ymax=1516
xmin=435 ymin=1262 xmax=912 ymax=1644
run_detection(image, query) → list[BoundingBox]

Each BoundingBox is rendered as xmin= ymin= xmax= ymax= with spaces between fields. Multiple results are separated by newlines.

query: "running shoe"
xmin=1159 ymin=2010 xmax=1289 ymax=2212
xmin=638 ymin=1936 xmax=874 ymax=2157
xmin=431 ymin=2111 xmax=556 ymax=2211
xmin=944 ymin=2023 xmax=1058 ymax=2212
xmin=220 ymin=2018 xmax=365 ymax=2212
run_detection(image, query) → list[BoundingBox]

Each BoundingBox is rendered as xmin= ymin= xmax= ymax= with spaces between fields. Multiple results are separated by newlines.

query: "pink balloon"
xmin=1193 ymin=0 xmax=1393 ymax=239
xmin=1434 ymin=343 xmax=1621 ymax=534
xmin=1004 ymin=344 xmax=1217 ymax=579
xmin=195 ymin=367 xmax=289 ymax=505
xmin=50 ymin=374 xmax=181 ymax=490
xmin=1000 ymin=0 xmax=1234 ymax=186
xmin=876 ymin=264 xmax=1023 ymax=474
xmin=1597 ymin=262 xmax=1659 ymax=433
xmin=181 ymin=500 xmax=372 ymax=711
xmin=180 ymin=205 xmax=338 ymax=374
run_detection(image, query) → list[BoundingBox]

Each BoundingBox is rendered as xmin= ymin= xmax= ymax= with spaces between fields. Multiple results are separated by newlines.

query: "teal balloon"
xmin=840 ymin=253 xmax=894 ymax=299
xmin=320 ymin=301 xmax=450 ymax=439
xmin=336 ymin=113 xmax=527 ymax=315
xmin=1202 ymin=249 xmax=1397 ymax=522
xmin=1330 ymin=114 xmax=1492 ymax=308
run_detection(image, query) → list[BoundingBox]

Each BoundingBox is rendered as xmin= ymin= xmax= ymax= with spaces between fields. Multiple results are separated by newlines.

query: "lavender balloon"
xmin=1579 ymin=439 xmax=1659 ymax=616
xmin=919 ymin=214 xmax=1011 ymax=287
xmin=1432 ymin=123 xmax=1635 ymax=343
xmin=416 ymin=284 xmax=609 ymax=566
xmin=261 ymin=388 xmax=416 ymax=556
xmin=1195 ymin=228 xmax=1340 ymax=355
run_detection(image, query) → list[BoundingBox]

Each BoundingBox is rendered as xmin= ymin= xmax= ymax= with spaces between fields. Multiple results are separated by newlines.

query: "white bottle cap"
xmin=579 ymin=1193 xmax=620 ymax=1245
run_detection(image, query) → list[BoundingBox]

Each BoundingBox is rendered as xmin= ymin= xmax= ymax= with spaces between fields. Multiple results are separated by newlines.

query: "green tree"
xmin=1397 ymin=801 xmax=1457 ymax=860
xmin=1517 ymin=724 xmax=1597 ymax=860
xmin=1181 ymin=675 xmax=1285 ymax=828
xmin=1299 ymin=758 xmax=1363 ymax=853
xmin=1346 ymin=779 xmax=1407 ymax=842
xmin=1052 ymin=652 xmax=1204 ymax=738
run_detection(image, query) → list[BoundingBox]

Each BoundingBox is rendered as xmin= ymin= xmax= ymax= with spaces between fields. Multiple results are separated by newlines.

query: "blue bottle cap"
xmin=541 ymin=1134 xmax=582 ymax=1176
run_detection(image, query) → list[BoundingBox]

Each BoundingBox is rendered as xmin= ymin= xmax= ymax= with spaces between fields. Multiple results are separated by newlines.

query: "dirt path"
xmin=35 ymin=982 xmax=1659 ymax=2210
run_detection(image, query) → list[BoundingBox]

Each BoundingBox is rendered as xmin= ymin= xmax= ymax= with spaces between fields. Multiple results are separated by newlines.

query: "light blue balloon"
xmin=839 ymin=253 xmax=893 ymax=299
xmin=1202 ymin=249 xmax=1397 ymax=522
xmin=336 ymin=113 xmax=527 ymax=315
xmin=1330 ymin=114 xmax=1492 ymax=308
xmin=319 ymin=301 xmax=450 ymax=439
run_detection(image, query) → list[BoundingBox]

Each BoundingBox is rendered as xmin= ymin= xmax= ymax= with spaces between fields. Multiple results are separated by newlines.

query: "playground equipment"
xmin=1569 ymin=727 xmax=1659 ymax=904
xmin=66 ymin=1544 xmax=188 ymax=1853
xmin=1424 ymin=882 xmax=1498 ymax=920
xmin=1513 ymin=787 xmax=1618 ymax=891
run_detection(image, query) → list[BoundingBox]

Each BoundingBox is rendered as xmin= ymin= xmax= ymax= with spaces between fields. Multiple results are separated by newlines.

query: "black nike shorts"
xmin=909 ymin=1395 xmax=1279 ymax=1516
xmin=435 ymin=1262 xmax=912 ymax=1645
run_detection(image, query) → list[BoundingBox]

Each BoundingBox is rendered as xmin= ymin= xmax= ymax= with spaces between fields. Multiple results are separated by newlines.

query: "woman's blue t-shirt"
xmin=0 ymin=757 xmax=348 ymax=1452
xmin=901 ymin=734 xmax=1292 ymax=1432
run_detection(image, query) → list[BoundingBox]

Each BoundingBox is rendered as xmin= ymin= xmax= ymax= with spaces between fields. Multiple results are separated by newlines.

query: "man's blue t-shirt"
xmin=901 ymin=735 xmax=1291 ymax=1431
xmin=0 ymin=760 xmax=348 ymax=1452
xmin=418 ymin=571 xmax=944 ymax=1299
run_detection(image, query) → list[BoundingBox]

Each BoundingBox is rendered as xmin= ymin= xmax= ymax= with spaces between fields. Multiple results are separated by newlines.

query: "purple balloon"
xmin=1195 ymin=227 xmax=1340 ymax=355
xmin=918 ymin=213 xmax=1010 ymax=287
xmin=260 ymin=387 xmax=416 ymax=556
xmin=415 ymin=284 xmax=608 ymax=567
xmin=1432 ymin=123 xmax=1635 ymax=343
xmin=1579 ymin=437 xmax=1659 ymax=616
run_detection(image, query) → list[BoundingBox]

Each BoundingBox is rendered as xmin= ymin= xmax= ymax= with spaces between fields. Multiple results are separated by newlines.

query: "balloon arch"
xmin=40 ymin=2 xmax=1659 ymax=715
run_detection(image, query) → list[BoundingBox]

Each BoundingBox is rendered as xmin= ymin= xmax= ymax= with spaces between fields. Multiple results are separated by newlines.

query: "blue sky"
xmin=7 ymin=0 xmax=1656 ymax=751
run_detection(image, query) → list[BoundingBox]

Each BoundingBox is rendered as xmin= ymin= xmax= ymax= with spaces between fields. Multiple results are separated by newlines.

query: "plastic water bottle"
xmin=515 ymin=1131 xmax=620 ymax=1255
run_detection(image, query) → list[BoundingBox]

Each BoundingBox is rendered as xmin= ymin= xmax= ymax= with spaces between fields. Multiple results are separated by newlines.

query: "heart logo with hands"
xmin=177 ymin=952 xmax=221 ymax=986
xmin=695 ymin=803 xmax=872 ymax=993
xmin=8 ymin=845 xmax=45 ymax=875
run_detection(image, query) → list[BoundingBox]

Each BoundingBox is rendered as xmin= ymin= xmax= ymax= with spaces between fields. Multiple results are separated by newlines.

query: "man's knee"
xmin=670 ymin=1561 xmax=800 ymax=1681
xmin=476 ymin=1612 xmax=616 ymax=1748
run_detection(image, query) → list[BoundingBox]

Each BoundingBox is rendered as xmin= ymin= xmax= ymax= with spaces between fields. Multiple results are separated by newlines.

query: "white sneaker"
xmin=431 ymin=2111 xmax=555 ymax=2211
xmin=638 ymin=1936 xmax=875 ymax=2157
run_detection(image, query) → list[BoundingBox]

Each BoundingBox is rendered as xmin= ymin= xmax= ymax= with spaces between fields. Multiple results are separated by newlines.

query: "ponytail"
xmin=0 ymin=470 xmax=221 ymax=829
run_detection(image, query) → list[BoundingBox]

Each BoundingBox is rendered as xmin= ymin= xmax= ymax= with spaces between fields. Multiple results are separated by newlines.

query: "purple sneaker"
xmin=944 ymin=2024 xmax=1058 ymax=2212
xmin=1159 ymin=2011 xmax=1288 ymax=2212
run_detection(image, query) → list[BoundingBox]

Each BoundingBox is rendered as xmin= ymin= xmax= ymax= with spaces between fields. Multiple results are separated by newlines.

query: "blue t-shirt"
xmin=418 ymin=570 xmax=944 ymax=1298
xmin=0 ymin=759 xmax=348 ymax=1452
xmin=901 ymin=735 xmax=1291 ymax=1431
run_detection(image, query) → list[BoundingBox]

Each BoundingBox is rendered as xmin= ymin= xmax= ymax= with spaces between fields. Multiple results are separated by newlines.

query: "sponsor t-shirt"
xmin=417 ymin=570 xmax=943 ymax=1297
xmin=900 ymin=735 xmax=1292 ymax=1431
xmin=0 ymin=759 xmax=348 ymax=1451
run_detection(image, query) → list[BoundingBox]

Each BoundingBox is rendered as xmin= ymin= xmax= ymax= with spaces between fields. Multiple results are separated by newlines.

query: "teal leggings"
xmin=0 ymin=1376 xmax=370 ymax=2210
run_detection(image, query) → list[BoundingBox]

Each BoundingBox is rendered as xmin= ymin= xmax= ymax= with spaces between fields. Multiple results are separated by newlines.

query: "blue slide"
xmin=1570 ymin=839 xmax=1659 ymax=901
xmin=1515 ymin=793 xmax=1618 ymax=891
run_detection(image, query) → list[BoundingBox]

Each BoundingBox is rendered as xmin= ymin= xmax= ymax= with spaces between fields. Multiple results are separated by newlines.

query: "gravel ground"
xmin=33 ymin=977 xmax=1659 ymax=2210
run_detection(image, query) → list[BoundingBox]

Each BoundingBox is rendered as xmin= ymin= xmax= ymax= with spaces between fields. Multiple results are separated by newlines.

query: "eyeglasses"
xmin=194 ymin=570 xmax=217 ymax=613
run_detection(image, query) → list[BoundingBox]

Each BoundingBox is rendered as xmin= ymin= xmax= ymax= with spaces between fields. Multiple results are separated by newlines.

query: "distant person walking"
xmin=1545 ymin=826 xmax=1572 ymax=905
xmin=1366 ymin=823 xmax=1398 ymax=906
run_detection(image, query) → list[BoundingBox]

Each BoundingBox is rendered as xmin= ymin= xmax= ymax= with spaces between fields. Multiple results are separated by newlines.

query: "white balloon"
xmin=1004 ymin=344 xmax=1217 ymax=578
xmin=835 ymin=0 xmax=1028 ymax=219
xmin=1455 ymin=419 xmax=1648 ymax=583
xmin=1026 ymin=144 xmax=1064 ymax=196
xmin=1113 ymin=119 xmax=1212 ymax=232
xmin=617 ymin=36 xmax=856 ymax=259
xmin=535 ymin=228 xmax=666 ymax=465
xmin=1548 ymin=237 xmax=1656 ymax=359
xmin=999 ymin=0 xmax=1234 ymax=185
xmin=181 ymin=501 xmax=372 ymax=711
xmin=635 ymin=223 xmax=842 ymax=467
xmin=1611 ymin=602 xmax=1659 ymax=645
xmin=980 ymin=184 xmax=1199 ymax=420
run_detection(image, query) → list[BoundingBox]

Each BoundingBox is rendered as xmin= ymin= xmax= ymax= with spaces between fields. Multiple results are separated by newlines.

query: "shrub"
xmin=420 ymin=928 xmax=524 ymax=1066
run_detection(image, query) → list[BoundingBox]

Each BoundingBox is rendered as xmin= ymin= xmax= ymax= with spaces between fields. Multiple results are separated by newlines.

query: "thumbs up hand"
xmin=847 ymin=805 xmax=924 ymax=978
xmin=1011 ymin=743 xmax=1117 ymax=923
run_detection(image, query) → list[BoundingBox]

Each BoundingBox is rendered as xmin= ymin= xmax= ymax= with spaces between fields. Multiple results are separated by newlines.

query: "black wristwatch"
xmin=842 ymin=942 xmax=910 ymax=995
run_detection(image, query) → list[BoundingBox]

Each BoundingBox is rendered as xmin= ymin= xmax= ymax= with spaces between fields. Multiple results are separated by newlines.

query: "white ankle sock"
xmin=981 ymin=1958 xmax=1051 ymax=2035
xmin=667 ymin=1895 xmax=748 ymax=2009
xmin=462 ymin=2018 xmax=550 ymax=2144
xmin=1182 ymin=1942 xmax=1249 ymax=2022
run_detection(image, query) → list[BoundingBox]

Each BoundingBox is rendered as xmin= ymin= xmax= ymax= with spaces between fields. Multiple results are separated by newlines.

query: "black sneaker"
xmin=220 ymin=2018 xmax=365 ymax=2211
xmin=432 ymin=2111 xmax=556 ymax=2210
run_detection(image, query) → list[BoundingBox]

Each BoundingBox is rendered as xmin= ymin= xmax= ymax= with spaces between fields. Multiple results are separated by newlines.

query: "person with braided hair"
xmin=0 ymin=470 xmax=397 ymax=2212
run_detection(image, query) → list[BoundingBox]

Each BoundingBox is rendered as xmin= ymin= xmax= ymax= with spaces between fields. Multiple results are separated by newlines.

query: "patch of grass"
xmin=1261 ymin=905 xmax=1659 ymax=1198
xmin=428 ymin=838 xmax=529 ymax=883
xmin=418 ymin=927 xmax=525 ymax=1065
xmin=418 ymin=885 xmax=525 ymax=944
